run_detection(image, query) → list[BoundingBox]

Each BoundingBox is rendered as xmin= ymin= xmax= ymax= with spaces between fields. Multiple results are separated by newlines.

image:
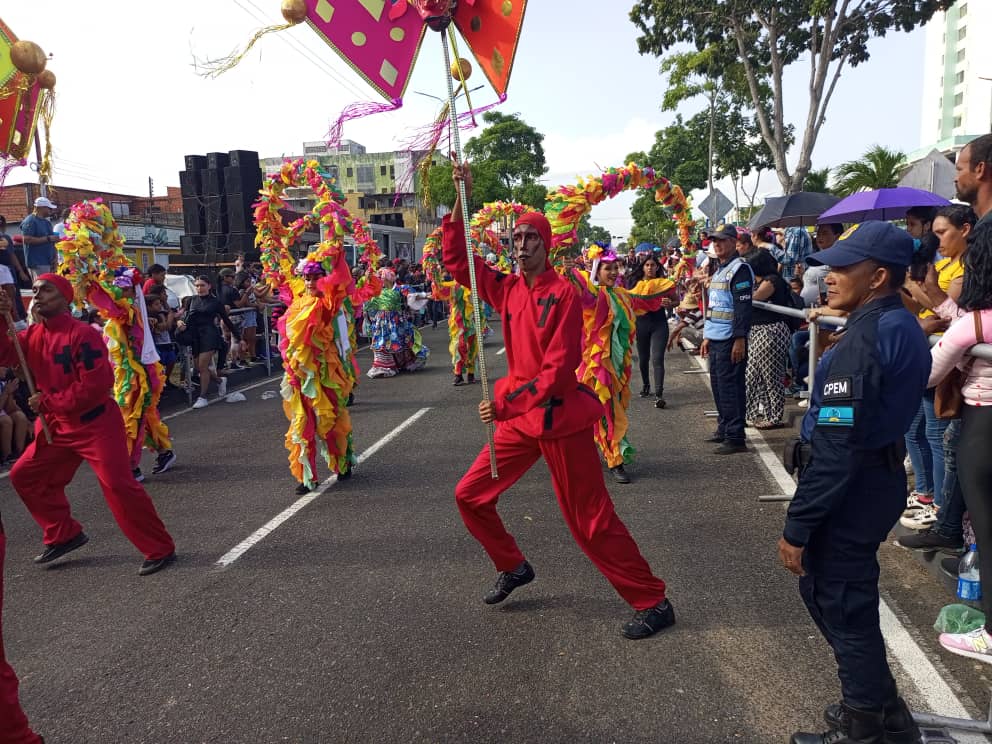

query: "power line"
xmin=229 ymin=0 xmax=372 ymax=102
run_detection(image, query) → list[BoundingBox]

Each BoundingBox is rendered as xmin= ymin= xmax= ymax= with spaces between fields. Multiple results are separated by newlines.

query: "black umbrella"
xmin=747 ymin=192 xmax=841 ymax=229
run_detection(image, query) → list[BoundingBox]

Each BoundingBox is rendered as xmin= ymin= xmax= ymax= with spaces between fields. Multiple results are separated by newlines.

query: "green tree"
xmin=803 ymin=167 xmax=833 ymax=194
xmin=631 ymin=0 xmax=952 ymax=193
xmin=833 ymin=145 xmax=906 ymax=196
xmin=576 ymin=215 xmax=612 ymax=247
xmin=426 ymin=159 xmax=508 ymax=212
xmin=463 ymin=111 xmax=547 ymax=193
xmin=512 ymin=179 xmax=549 ymax=211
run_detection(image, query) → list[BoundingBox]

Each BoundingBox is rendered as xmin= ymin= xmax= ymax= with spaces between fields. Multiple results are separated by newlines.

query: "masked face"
xmin=512 ymin=227 xmax=547 ymax=275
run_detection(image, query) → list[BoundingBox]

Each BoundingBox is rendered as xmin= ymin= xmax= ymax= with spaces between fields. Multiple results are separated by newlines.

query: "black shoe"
xmin=337 ymin=467 xmax=352 ymax=481
xmin=483 ymin=560 xmax=535 ymax=604
xmin=714 ymin=441 xmax=747 ymax=455
xmin=895 ymin=529 xmax=964 ymax=555
xmin=610 ymin=465 xmax=631 ymax=484
xmin=347 ymin=392 xmax=355 ymax=407
xmin=138 ymin=552 xmax=176 ymax=576
xmin=792 ymin=703 xmax=885 ymax=744
xmin=467 ymin=374 xmax=476 ymax=384
xmin=34 ymin=531 xmax=89 ymax=564
xmin=621 ymin=598 xmax=675 ymax=639
xmin=940 ymin=555 xmax=960 ymax=579
xmin=639 ymin=385 xmax=651 ymax=398
xmin=704 ymin=433 xmax=725 ymax=443
xmin=133 ymin=467 xmax=145 ymax=483
xmin=453 ymin=374 xmax=465 ymax=386
xmin=152 ymin=450 xmax=177 ymax=475
xmin=878 ymin=698 xmax=922 ymax=744
xmin=654 ymin=397 xmax=666 ymax=409
xmin=295 ymin=481 xmax=317 ymax=495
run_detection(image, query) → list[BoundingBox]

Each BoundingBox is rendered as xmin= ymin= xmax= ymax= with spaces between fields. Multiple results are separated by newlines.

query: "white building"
xmin=916 ymin=1 xmax=992 ymax=159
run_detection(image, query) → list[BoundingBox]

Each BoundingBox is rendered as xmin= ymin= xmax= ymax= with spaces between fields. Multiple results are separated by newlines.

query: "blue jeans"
xmin=904 ymin=401 xmax=933 ymax=496
xmin=789 ymin=330 xmax=809 ymax=386
xmin=934 ymin=418 xmax=964 ymax=539
xmin=923 ymin=390 xmax=950 ymax=508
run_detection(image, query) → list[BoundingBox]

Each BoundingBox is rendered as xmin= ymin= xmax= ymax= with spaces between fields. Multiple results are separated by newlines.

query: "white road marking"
xmin=496 ymin=346 xmax=506 ymax=356
xmin=687 ymin=353 xmax=983 ymax=729
xmin=215 ymin=407 xmax=432 ymax=568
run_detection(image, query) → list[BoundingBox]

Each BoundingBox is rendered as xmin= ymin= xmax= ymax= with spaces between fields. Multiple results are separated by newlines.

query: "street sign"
xmin=698 ymin=189 xmax=733 ymax=224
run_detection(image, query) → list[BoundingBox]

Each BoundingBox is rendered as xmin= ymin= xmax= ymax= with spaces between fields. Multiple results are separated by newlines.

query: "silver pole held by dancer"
xmin=441 ymin=34 xmax=498 ymax=480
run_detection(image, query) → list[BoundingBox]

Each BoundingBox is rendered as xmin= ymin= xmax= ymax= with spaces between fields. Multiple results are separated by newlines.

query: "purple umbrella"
xmin=817 ymin=187 xmax=951 ymax=224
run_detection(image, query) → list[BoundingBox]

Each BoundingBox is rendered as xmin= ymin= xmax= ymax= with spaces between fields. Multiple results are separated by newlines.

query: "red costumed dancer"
xmin=443 ymin=162 xmax=674 ymax=639
xmin=1 ymin=516 xmax=43 ymax=744
xmin=0 ymin=276 xmax=175 ymax=576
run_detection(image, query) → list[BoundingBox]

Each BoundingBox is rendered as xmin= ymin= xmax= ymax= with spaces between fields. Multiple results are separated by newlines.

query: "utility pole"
xmin=147 ymin=176 xmax=154 ymax=224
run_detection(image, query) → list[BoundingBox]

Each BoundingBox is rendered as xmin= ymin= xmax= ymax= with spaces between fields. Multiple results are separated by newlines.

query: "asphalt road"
xmin=2 ymin=319 xmax=991 ymax=744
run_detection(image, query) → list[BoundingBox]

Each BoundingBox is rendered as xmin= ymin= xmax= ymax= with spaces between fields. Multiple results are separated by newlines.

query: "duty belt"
xmin=707 ymin=309 xmax=734 ymax=320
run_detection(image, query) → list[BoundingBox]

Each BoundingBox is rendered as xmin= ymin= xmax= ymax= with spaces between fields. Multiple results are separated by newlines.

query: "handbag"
xmin=934 ymin=311 xmax=983 ymax=419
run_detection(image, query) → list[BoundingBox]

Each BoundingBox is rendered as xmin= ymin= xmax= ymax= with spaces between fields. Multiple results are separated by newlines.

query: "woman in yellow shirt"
xmin=901 ymin=204 xmax=977 ymax=528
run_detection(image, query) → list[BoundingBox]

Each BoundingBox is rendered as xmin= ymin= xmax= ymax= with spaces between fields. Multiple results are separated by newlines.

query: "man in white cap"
xmin=20 ymin=197 xmax=59 ymax=280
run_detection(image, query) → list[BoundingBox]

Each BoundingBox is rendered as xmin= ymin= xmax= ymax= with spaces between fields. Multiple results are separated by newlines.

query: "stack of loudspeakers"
xmin=178 ymin=150 xmax=263 ymax=261
xmin=224 ymin=150 xmax=263 ymax=259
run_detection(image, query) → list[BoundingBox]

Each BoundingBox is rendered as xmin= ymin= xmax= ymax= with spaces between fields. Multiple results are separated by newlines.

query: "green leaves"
xmin=630 ymin=0 xmax=952 ymax=193
xmin=832 ymin=145 xmax=906 ymax=196
xmin=463 ymin=111 xmax=548 ymax=193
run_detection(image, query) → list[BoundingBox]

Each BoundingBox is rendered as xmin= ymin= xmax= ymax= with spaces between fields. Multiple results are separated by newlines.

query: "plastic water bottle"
xmin=958 ymin=545 xmax=982 ymax=601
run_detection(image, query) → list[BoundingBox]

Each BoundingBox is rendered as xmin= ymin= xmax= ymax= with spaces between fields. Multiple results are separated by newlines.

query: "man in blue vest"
xmin=700 ymin=224 xmax=753 ymax=454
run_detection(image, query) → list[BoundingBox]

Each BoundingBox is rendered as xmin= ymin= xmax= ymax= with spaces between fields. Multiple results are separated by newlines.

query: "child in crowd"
xmin=147 ymin=290 xmax=179 ymax=389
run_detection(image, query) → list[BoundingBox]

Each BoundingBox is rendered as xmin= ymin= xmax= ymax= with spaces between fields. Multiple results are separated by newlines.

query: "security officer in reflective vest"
xmin=701 ymin=224 xmax=753 ymax=454
xmin=779 ymin=222 xmax=930 ymax=744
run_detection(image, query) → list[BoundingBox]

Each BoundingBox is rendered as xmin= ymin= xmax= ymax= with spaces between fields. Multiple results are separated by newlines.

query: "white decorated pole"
xmin=441 ymin=34 xmax=498 ymax=480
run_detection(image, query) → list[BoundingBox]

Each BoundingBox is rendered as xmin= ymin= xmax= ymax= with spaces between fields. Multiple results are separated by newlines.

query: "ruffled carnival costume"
xmin=276 ymin=257 xmax=381 ymax=488
xmin=423 ymin=228 xmax=480 ymax=379
xmin=365 ymin=268 xmax=429 ymax=378
xmin=58 ymin=203 xmax=171 ymax=466
xmin=255 ymin=158 xmax=386 ymax=489
xmin=564 ymin=246 xmax=674 ymax=469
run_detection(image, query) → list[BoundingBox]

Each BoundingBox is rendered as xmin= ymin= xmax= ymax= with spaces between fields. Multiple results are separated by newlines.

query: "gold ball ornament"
xmin=10 ymin=40 xmax=47 ymax=75
xmin=451 ymin=58 xmax=472 ymax=81
xmin=37 ymin=70 xmax=56 ymax=90
xmin=280 ymin=0 xmax=308 ymax=24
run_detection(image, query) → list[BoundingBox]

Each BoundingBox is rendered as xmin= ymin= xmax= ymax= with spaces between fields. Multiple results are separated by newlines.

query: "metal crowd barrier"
xmin=177 ymin=304 xmax=283 ymax=407
xmin=752 ymin=300 xmax=992 ymax=398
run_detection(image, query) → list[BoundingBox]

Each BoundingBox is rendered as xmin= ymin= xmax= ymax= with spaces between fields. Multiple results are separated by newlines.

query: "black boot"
xmin=824 ymin=698 xmax=920 ymax=744
xmin=791 ymin=704 xmax=884 ymax=744
xmin=639 ymin=384 xmax=651 ymax=397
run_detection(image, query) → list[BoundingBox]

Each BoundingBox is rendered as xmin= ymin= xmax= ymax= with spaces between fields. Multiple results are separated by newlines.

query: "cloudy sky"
xmin=3 ymin=1 xmax=928 ymax=236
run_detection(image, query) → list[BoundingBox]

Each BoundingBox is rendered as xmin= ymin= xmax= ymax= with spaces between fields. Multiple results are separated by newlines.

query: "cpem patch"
xmin=817 ymin=406 xmax=854 ymax=427
xmin=822 ymin=376 xmax=853 ymax=401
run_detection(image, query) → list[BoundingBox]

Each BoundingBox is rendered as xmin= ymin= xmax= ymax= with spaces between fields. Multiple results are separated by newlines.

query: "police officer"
xmin=700 ymin=224 xmax=753 ymax=454
xmin=779 ymin=222 xmax=930 ymax=744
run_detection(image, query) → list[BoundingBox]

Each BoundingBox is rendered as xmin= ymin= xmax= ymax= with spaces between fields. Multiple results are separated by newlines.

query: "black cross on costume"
xmin=77 ymin=342 xmax=103 ymax=370
xmin=536 ymin=293 xmax=559 ymax=328
xmin=53 ymin=345 xmax=73 ymax=374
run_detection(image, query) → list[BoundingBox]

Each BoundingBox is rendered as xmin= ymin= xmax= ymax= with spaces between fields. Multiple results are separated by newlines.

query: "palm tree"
xmin=802 ymin=167 xmax=833 ymax=194
xmin=833 ymin=145 xmax=906 ymax=196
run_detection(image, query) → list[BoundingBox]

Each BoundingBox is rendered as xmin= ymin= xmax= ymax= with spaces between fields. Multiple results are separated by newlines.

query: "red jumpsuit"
xmin=441 ymin=216 xmax=667 ymax=610
xmin=0 ymin=312 xmax=174 ymax=559
xmin=0 ymin=521 xmax=42 ymax=744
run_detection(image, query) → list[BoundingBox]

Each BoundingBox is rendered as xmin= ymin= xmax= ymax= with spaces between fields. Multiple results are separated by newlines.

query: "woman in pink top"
xmin=929 ymin=223 xmax=992 ymax=664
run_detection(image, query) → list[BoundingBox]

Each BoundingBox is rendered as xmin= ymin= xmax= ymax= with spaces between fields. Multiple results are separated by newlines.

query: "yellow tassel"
xmin=38 ymin=88 xmax=55 ymax=191
xmin=195 ymin=22 xmax=295 ymax=79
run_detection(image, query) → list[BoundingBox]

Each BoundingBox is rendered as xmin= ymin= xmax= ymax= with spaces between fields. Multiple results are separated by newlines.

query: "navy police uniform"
xmin=703 ymin=224 xmax=753 ymax=445
xmin=784 ymin=222 xmax=930 ymax=723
